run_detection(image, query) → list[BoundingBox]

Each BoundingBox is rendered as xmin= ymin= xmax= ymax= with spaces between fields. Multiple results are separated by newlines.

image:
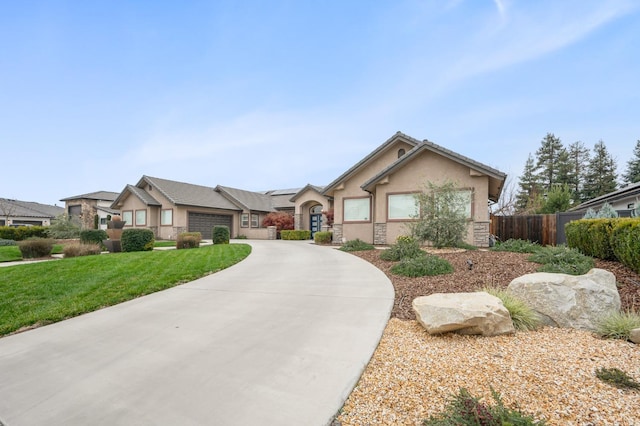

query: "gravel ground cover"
xmin=336 ymin=249 xmax=640 ymax=425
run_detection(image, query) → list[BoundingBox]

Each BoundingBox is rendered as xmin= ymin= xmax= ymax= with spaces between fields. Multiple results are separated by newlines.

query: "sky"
xmin=2 ymin=0 xmax=640 ymax=207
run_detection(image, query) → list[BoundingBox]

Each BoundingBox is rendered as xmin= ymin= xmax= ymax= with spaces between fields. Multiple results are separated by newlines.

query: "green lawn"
xmin=154 ymin=240 xmax=178 ymax=248
xmin=0 ymin=243 xmax=251 ymax=336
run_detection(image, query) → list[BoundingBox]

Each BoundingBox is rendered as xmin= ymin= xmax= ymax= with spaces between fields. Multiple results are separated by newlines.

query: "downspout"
xmin=364 ymin=188 xmax=375 ymax=244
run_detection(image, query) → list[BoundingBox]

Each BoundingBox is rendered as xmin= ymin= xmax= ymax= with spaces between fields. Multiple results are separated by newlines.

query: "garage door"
xmin=188 ymin=212 xmax=232 ymax=239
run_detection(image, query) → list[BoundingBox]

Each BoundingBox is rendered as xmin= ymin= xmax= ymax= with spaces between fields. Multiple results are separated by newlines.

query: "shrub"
xmin=490 ymin=239 xmax=540 ymax=253
xmin=17 ymin=237 xmax=54 ymax=259
xmin=262 ymin=212 xmax=294 ymax=232
xmin=0 ymin=226 xmax=48 ymax=241
xmin=46 ymin=214 xmax=81 ymax=239
xmin=281 ymin=230 xmax=311 ymax=240
xmin=483 ymin=287 xmax=541 ymax=331
xmin=80 ymin=229 xmax=108 ymax=245
xmin=339 ymin=239 xmax=375 ymax=252
xmin=177 ymin=232 xmax=202 ymax=249
xmin=63 ymin=242 xmax=102 ymax=258
xmin=0 ymin=238 xmax=16 ymax=246
xmin=610 ymin=218 xmax=640 ymax=273
xmin=380 ymin=235 xmax=424 ymax=261
xmin=528 ymin=245 xmax=594 ymax=275
xmin=391 ymin=255 xmax=454 ymax=277
xmin=595 ymin=367 xmax=640 ymax=390
xmin=121 ymin=228 xmax=155 ymax=252
xmin=234 ymin=235 xmax=248 ymax=239
xmin=212 ymin=226 xmax=230 ymax=244
xmin=423 ymin=387 xmax=546 ymax=425
xmin=596 ymin=310 xmax=640 ymax=340
xmin=314 ymin=231 xmax=333 ymax=244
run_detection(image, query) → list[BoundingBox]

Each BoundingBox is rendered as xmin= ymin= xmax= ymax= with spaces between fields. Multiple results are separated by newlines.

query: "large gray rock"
xmin=507 ymin=268 xmax=620 ymax=331
xmin=412 ymin=292 xmax=515 ymax=336
xmin=630 ymin=328 xmax=640 ymax=344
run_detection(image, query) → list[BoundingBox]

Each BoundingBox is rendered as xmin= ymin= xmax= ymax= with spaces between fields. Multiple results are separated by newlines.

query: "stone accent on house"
xmin=332 ymin=224 xmax=343 ymax=244
xmin=267 ymin=226 xmax=277 ymax=240
xmin=173 ymin=227 xmax=187 ymax=239
xmin=374 ymin=223 xmax=387 ymax=245
xmin=294 ymin=214 xmax=303 ymax=230
xmin=473 ymin=221 xmax=490 ymax=247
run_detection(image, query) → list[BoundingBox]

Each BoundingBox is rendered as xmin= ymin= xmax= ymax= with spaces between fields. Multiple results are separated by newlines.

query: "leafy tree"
xmin=0 ymin=198 xmax=17 ymax=226
xmin=583 ymin=140 xmax=618 ymax=200
xmin=622 ymin=140 xmax=640 ymax=184
xmin=566 ymin=141 xmax=591 ymax=202
xmin=46 ymin=214 xmax=81 ymax=239
xmin=409 ymin=181 xmax=468 ymax=248
xmin=537 ymin=184 xmax=573 ymax=213
xmin=262 ymin=212 xmax=294 ymax=231
xmin=534 ymin=133 xmax=565 ymax=191
xmin=516 ymin=154 xmax=540 ymax=212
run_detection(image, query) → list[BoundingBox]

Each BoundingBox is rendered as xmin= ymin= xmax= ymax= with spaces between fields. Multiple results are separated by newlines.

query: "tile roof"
xmin=126 ymin=185 xmax=162 ymax=206
xmin=216 ymin=185 xmax=277 ymax=212
xmin=60 ymin=191 xmax=120 ymax=202
xmin=0 ymin=198 xmax=64 ymax=219
xmin=141 ymin=176 xmax=240 ymax=210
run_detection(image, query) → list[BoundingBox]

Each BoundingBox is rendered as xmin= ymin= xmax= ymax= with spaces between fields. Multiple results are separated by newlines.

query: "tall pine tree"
xmin=622 ymin=140 xmax=640 ymax=184
xmin=534 ymin=133 xmax=566 ymax=191
xmin=583 ymin=140 xmax=618 ymax=200
xmin=516 ymin=153 xmax=540 ymax=212
xmin=566 ymin=141 xmax=591 ymax=202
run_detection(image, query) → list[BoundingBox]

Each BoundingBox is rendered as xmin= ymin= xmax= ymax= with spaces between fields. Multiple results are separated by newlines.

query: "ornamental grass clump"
xmin=339 ymin=239 xmax=375 ymax=252
xmin=380 ymin=235 xmax=425 ymax=261
xmin=18 ymin=237 xmax=54 ymax=259
xmin=391 ymin=254 xmax=453 ymax=277
xmin=483 ymin=287 xmax=541 ymax=331
xmin=595 ymin=367 xmax=640 ymax=390
xmin=528 ymin=245 xmax=594 ymax=275
xmin=490 ymin=239 xmax=541 ymax=253
xmin=63 ymin=242 xmax=102 ymax=258
xmin=596 ymin=310 xmax=640 ymax=340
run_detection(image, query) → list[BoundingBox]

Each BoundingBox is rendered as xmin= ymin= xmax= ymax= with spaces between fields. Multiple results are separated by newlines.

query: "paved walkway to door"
xmin=0 ymin=240 xmax=394 ymax=426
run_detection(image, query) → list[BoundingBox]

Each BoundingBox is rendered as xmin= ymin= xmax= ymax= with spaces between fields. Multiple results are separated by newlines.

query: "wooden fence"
xmin=490 ymin=214 xmax=557 ymax=246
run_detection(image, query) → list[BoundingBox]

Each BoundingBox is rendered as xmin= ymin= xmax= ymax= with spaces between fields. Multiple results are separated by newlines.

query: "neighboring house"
xmin=291 ymin=131 xmax=506 ymax=247
xmin=110 ymin=176 xmax=297 ymax=240
xmin=60 ymin=191 xmax=121 ymax=230
xmin=0 ymin=198 xmax=64 ymax=227
xmin=570 ymin=181 xmax=640 ymax=216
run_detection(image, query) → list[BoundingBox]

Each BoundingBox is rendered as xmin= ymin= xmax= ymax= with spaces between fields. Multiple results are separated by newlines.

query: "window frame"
xmin=241 ymin=213 xmax=249 ymax=228
xmin=343 ymin=197 xmax=372 ymax=223
xmin=251 ymin=213 xmax=260 ymax=228
xmin=122 ymin=210 xmax=133 ymax=227
xmin=387 ymin=192 xmax=419 ymax=221
xmin=135 ymin=209 xmax=147 ymax=226
xmin=160 ymin=209 xmax=173 ymax=226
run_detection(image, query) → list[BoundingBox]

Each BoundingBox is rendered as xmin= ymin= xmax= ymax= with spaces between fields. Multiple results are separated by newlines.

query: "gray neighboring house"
xmin=571 ymin=182 xmax=640 ymax=216
xmin=0 ymin=198 xmax=64 ymax=227
xmin=60 ymin=191 xmax=121 ymax=230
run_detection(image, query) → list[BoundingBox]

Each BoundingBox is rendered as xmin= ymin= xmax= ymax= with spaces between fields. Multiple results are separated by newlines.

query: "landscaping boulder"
xmin=507 ymin=268 xmax=620 ymax=331
xmin=630 ymin=328 xmax=640 ymax=344
xmin=412 ymin=292 xmax=515 ymax=336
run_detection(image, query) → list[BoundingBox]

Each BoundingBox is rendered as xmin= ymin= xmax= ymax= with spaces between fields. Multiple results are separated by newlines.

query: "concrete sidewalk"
xmin=0 ymin=240 xmax=394 ymax=426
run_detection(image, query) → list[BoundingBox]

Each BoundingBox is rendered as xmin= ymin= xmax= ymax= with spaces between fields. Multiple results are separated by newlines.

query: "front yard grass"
xmin=0 ymin=243 xmax=251 ymax=336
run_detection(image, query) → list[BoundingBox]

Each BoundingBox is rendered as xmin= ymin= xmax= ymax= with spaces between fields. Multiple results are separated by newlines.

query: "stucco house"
xmin=110 ymin=176 xmax=297 ymax=240
xmin=60 ymin=191 xmax=120 ymax=230
xmin=570 ymin=181 xmax=640 ymax=216
xmin=291 ymin=131 xmax=506 ymax=246
xmin=0 ymin=198 xmax=64 ymax=227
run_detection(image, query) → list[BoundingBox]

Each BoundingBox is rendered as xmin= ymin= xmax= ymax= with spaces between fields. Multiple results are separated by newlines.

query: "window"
xmin=100 ymin=217 xmax=107 ymax=225
xmin=453 ymin=190 xmax=473 ymax=219
xmin=241 ymin=213 xmax=249 ymax=228
xmin=344 ymin=197 xmax=371 ymax=222
xmin=398 ymin=148 xmax=406 ymax=158
xmin=388 ymin=193 xmax=419 ymax=220
xmin=68 ymin=205 xmax=81 ymax=216
xmin=161 ymin=209 xmax=173 ymax=226
xmin=135 ymin=209 xmax=147 ymax=226
xmin=628 ymin=203 xmax=635 ymax=210
xmin=122 ymin=211 xmax=133 ymax=226
xmin=251 ymin=213 xmax=259 ymax=228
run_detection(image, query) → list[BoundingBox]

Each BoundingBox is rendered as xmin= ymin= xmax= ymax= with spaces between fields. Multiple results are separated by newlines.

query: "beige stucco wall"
xmin=293 ymin=190 xmax=330 ymax=231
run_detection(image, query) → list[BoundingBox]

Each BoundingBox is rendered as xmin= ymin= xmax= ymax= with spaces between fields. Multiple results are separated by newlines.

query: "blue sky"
xmin=2 ymin=0 xmax=639 ymax=206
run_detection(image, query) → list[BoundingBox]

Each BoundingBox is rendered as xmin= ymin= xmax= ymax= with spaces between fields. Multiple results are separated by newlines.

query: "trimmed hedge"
xmin=18 ymin=237 xmax=54 ymax=258
xmin=610 ymin=218 xmax=640 ymax=273
xmin=177 ymin=232 xmax=202 ymax=249
xmin=314 ymin=231 xmax=333 ymax=244
xmin=0 ymin=226 xmax=48 ymax=241
xmin=80 ymin=229 xmax=108 ymax=245
xmin=281 ymin=230 xmax=311 ymax=240
xmin=212 ymin=226 xmax=230 ymax=244
xmin=121 ymin=228 xmax=155 ymax=252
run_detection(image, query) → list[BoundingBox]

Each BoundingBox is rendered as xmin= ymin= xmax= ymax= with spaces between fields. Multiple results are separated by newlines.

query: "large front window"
xmin=453 ymin=190 xmax=473 ymax=219
xmin=135 ymin=209 xmax=147 ymax=226
xmin=161 ymin=209 xmax=173 ymax=226
xmin=122 ymin=211 xmax=133 ymax=226
xmin=343 ymin=197 xmax=371 ymax=222
xmin=388 ymin=193 xmax=419 ymax=220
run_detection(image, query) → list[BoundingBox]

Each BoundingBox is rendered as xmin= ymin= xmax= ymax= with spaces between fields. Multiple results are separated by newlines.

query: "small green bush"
xmin=490 ymin=239 xmax=540 ymax=253
xmin=80 ymin=229 xmax=108 ymax=245
xmin=0 ymin=238 xmax=17 ymax=246
xmin=212 ymin=226 xmax=230 ymax=244
xmin=17 ymin=237 xmax=54 ymax=259
xmin=63 ymin=242 xmax=102 ymax=258
xmin=610 ymin=218 xmax=640 ymax=273
xmin=528 ymin=245 xmax=595 ymax=275
xmin=314 ymin=231 xmax=333 ymax=244
xmin=177 ymin=232 xmax=202 ymax=249
xmin=423 ymin=387 xmax=546 ymax=425
xmin=121 ymin=228 xmax=155 ymax=252
xmin=483 ymin=287 xmax=541 ymax=331
xmin=595 ymin=367 xmax=640 ymax=390
xmin=339 ymin=239 xmax=375 ymax=252
xmin=596 ymin=310 xmax=640 ymax=340
xmin=391 ymin=255 xmax=453 ymax=277
xmin=281 ymin=230 xmax=311 ymax=240
xmin=46 ymin=214 xmax=81 ymax=239
xmin=380 ymin=235 xmax=424 ymax=261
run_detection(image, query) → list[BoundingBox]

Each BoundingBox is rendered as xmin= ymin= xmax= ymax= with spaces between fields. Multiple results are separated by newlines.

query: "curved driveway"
xmin=0 ymin=241 xmax=394 ymax=426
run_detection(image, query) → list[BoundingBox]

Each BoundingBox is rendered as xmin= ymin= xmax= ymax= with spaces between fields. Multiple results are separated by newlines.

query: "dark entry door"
xmin=310 ymin=214 xmax=322 ymax=237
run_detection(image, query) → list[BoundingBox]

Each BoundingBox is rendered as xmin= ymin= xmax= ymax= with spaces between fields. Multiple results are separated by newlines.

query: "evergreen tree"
xmin=583 ymin=140 xmax=618 ymax=200
xmin=534 ymin=133 xmax=565 ymax=191
xmin=516 ymin=153 xmax=540 ymax=212
xmin=566 ymin=141 xmax=590 ymax=202
xmin=622 ymin=140 xmax=640 ymax=184
xmin=537 ymin=184 xmax=573 ymax=214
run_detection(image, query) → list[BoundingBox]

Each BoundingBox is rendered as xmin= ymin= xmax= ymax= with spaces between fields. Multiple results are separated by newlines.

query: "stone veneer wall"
xmin=294 ymin=214 xmax=302 ymax=230
xmin=473 ymin=221 xmax=490 ymax=247
xmin=267 ymin=226 xmax=277 ymax=240
xmin=374 ymin=223 xmax=387 ymax=245
xmin=332 ymin=224 xmax=343 ymax=244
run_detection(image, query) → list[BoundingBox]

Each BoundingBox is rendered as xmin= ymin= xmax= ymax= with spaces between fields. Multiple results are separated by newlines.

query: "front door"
xmin=310 ymin=205 xmax=323 ymax=238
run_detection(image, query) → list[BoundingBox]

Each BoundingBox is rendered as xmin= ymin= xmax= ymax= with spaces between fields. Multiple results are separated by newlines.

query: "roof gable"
xmin=290 ymin=184 xmax=325 ymax=202
xmin=215 ymin=185 xmax=276 ymax=212
xmin=60 ymin=191 xmax=120 ymax=202
xmin=139 ymin=176 xmax=239 ymax=210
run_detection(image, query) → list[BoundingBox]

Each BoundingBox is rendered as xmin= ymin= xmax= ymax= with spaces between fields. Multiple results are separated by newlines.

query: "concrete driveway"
xmin=0 ymin=240 xmax=394 ymax=426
